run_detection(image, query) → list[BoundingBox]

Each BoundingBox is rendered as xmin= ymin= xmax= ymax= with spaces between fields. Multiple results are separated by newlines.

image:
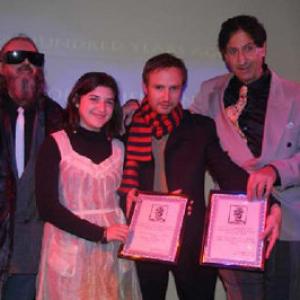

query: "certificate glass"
xmin=119 ymin=192 xmax=188 ymax=263
xmin=200 ymin=191 xmax=268 ymax=270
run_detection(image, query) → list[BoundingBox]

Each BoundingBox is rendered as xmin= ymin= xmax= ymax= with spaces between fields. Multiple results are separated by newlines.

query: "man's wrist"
xmin=267 ymin=164 xmax=281 ymax=186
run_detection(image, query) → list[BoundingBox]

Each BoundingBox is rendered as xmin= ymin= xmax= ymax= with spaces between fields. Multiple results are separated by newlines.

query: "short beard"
xmin=4 ymin=64 xmax=45 ymax=107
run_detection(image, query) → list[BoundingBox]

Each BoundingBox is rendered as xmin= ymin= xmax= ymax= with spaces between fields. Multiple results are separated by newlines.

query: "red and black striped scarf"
xmin=119 ymin=98 xmax=183 ymax=194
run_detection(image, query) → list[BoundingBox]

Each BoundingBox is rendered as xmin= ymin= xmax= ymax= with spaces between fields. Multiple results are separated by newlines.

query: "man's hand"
xmin=170 ymin=189 xmax=193 ymax=215
xmin=260 ymin=203 xmax=281 ymax=259
xmin=247 ymin=165 xmax=277 ymax=200
xmin=126 ymin=188 xmax=138 ymax=218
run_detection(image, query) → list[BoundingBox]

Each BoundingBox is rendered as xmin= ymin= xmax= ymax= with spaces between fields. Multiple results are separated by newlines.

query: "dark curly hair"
xmin=218 ymin=15 xmax=267 ymax=57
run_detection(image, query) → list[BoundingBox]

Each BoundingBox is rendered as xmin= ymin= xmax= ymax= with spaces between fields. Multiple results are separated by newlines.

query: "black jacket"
xmin=136 ymin=110 xmax=249 ymax=265
xmin=0 ymin=94 xmax=64 ymax=281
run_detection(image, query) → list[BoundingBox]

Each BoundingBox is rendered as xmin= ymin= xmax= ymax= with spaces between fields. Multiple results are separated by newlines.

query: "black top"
xmin=224 ymin=67 xmax=271 ymax=157
xmin=35 ymin=126 xmax=113 ymax=242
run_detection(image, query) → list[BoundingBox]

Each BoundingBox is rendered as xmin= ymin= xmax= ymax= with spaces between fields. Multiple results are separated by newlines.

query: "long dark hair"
xmin=0 ymin=35 xmax=46 ymax=99
xmin=65 ymin=72 xmax=122 ymax=137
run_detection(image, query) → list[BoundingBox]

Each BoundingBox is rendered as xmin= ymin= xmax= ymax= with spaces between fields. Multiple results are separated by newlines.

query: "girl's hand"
xmin=106 ymin=224 xmax=129 ymax=242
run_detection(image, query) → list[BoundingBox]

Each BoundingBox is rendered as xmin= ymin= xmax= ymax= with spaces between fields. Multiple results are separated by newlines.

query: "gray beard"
xmin=6 ymin=65 xmax=44 ymax=106
xmin=8 ymin=75 xmax=37 ymax=106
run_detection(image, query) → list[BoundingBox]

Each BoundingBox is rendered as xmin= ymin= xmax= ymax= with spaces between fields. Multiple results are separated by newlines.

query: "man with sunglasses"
xmin=0 ymin=35 xmax=64 ymax=300
xmin=191 ymin=15 xmax=300 ymax=300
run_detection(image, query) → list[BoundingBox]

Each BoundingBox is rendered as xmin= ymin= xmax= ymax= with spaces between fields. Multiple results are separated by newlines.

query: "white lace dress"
xmin=36 ymin=130 xmax=141 ymax=300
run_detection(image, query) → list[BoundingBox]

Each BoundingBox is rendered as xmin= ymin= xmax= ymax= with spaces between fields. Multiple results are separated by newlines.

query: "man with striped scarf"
xmin=119 ymin=53 xmax=268 ymax=300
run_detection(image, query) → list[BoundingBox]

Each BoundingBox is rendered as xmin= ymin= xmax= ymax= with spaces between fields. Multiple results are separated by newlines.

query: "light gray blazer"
xmin=191 ymin=70 xmax=300 ymax=240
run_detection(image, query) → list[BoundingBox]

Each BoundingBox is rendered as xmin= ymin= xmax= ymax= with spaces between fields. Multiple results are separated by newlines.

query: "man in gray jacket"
xmin=191 ymin=15 xmax=300 ymax=300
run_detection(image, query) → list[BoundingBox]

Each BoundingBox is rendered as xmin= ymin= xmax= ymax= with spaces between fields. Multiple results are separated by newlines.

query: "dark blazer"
xmin=137 ymin=110 xmax=249 ymax=264
xmin=0 ymin=94 xmax=64 ymax=276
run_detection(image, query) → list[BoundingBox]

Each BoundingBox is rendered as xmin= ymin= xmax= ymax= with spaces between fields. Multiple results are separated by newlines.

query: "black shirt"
xmin=224 ymin=67 xmax=271 ymax=157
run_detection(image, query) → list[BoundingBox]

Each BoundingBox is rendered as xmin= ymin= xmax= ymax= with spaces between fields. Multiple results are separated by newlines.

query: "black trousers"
xmin=265 ymin=240 xmax=300 ymax=300
xmin=136 ymin=259 xmax=217 ymax=300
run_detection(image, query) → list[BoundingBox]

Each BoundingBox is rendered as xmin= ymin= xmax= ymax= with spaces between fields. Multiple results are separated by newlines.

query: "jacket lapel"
xmin=259 ymin=71 xmax=292 ymax=161
xmin=211 ymin=75 xmax=255 ymax=168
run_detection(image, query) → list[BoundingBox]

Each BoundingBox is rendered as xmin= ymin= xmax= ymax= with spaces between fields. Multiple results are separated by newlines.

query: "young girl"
xmin=35 ymin=72 xmax=141 ymax=299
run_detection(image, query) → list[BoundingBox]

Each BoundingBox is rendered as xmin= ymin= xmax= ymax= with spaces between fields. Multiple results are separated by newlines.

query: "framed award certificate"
xmin=200 ymin=191 xmax=268 ymax=270
xmin=119 ymin=192 xmax=188 ymax=263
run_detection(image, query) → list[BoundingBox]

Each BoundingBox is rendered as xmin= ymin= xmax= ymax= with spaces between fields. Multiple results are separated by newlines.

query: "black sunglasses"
xmin=2 ymin=50 xmax=45 ymax=67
